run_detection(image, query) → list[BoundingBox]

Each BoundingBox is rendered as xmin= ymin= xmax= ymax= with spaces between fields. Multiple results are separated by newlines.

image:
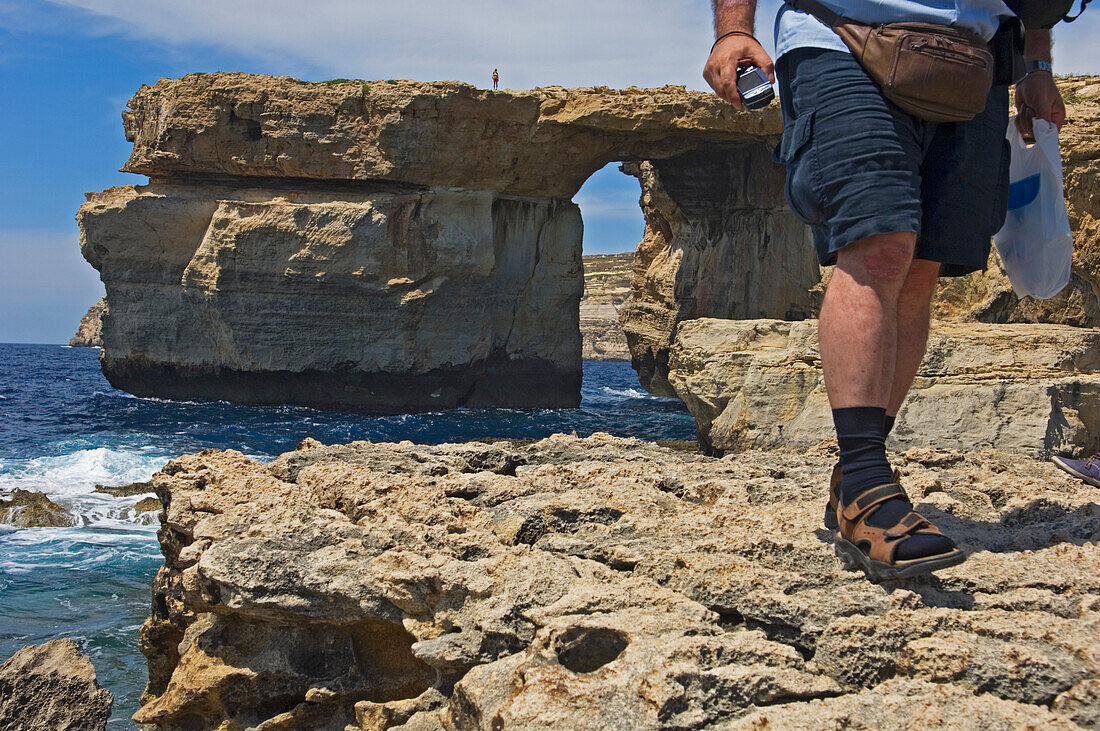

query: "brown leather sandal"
xmin=823 ymin=462 xmax=900 ymax=531
xmin=834 ymin=482 xmax=966 ymax=582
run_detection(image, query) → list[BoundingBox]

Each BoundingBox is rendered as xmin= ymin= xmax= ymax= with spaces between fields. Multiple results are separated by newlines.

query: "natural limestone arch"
xmin=79 ymin=73 xmax=820 ymax=413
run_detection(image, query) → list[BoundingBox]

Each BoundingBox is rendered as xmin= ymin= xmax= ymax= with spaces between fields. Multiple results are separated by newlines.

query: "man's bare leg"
xmin=820 ymin=234 xmax=954 ymax=561
xmin=819 ymin=232 xmax=918 ymax=409
xmin=887 ymin=259 xmax=941 ymax=419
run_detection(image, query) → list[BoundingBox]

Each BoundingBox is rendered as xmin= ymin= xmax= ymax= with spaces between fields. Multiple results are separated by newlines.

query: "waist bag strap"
xmin=784 ymin=0 xmax=995 ymax=123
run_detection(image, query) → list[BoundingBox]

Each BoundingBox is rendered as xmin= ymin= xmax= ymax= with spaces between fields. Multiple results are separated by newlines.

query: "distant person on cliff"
xmin=493 ymin=69 xmax=499 ymax=91
xmin=705 ymin=0 xmax=1065 ymax=582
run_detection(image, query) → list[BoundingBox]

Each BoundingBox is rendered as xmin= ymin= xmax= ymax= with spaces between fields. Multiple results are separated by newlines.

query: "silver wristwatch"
xmin=1025 ymin=59 xmax=1054 ymax=76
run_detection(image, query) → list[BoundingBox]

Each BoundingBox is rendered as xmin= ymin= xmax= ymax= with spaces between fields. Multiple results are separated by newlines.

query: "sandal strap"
xmin=841 ymin=502 xmax=948 ymax=563
xmin=883 ymin=511 xmax=937 ymax=539
xmin=840 ymin=483 xmax=907 ymax=525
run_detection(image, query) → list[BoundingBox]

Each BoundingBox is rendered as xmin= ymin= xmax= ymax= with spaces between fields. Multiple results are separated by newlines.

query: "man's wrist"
xmin=1022 ymin=29 xmax=1053 ymax=64
xmin=711 ymin=30 xmax=760 ymax=53
xmin=1024 ymin=60 xmax=1053 ymax=77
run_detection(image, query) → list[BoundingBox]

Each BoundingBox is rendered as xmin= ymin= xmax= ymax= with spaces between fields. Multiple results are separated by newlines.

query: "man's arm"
xmin=704 ymin=0 xmax=775 ymax=109
xmin=1015 ymin=29 xmax=1067 ymax=135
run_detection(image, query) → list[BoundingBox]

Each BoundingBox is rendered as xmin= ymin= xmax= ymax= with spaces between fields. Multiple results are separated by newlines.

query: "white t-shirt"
xmin=774 ymin=0 xmax=1016 ymax=59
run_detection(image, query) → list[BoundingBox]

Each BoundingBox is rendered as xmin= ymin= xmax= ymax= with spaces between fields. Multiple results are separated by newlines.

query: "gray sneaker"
xmin=1051 ymin=455 xmax=1100 ymax=488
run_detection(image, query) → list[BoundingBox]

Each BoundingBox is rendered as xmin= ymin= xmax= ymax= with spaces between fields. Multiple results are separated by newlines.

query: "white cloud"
xmin=36 ymin=0 xmax=723 ymax=90
xmin=27 ymin=1 xmax=1096 ymax=90
xmin=38 ymin=0 xmax=1100 ymax=86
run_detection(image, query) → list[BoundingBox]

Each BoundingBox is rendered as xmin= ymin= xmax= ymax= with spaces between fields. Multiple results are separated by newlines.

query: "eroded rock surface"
xmin=580 ymin=253 xmax=633 ymax=361
xmin=1 ymin=489 xmax=76 ymax=528
xmin=619 ymin=154 xmax=819 ymax=396
xmin=118 ymin=75 xmax=779 ymax=198
xmin=668 ymin=318 xmax=1100 ymax=457
xmin=0 ymin=638 xmax=113 ymax=731
xmin=137 ymin=433 xmax=1100 ymax=729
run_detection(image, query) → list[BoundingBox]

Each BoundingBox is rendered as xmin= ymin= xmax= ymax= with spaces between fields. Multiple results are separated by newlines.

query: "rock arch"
xmin=79 ymin=73 xmax=820 ymax=412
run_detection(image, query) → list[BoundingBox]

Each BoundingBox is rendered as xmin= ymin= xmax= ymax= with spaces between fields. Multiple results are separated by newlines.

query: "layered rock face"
xmin=0 ymin=638 xmax=113 ymax=730
xmin=619 ymin=153 xmax=819 ymax=396
xmin=81 ymin=74 xmax=804 ymax=411
xmin=669 ymin=318 xmax=1100 ymax=457
xmin=137 ymin=434 xmax=1100 ymax=729
xmin=82 ymin=180 xmax=583 ymax=411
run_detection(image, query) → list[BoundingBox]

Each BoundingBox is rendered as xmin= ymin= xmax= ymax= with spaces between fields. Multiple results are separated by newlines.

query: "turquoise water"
xmin=0 ymin=343 xmax=693 ymax=727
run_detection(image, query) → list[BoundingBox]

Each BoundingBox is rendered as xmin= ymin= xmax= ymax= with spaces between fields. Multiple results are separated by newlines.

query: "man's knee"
xmin=837 ymin=232 xmax=918 ymax=285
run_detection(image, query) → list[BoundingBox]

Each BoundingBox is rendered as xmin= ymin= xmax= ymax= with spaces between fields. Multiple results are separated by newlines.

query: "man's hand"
xmin=1015 ymin=71 xmax=1066 ymax=137
xmin=1015 ymin=28 xmax=1066 ymax=138
xmin=704 ymin=33 xmax=775 ymax=109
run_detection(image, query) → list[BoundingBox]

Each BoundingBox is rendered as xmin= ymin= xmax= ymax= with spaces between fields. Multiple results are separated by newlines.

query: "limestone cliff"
xmin=580 ymin=253 xmax=633 ymax=361
xmin=667 ymin=318 xmax=1100 ymax=457
xmin=82 ymin=74 xmax=803 ymax=412
xmin=135 ymin=434 xmax=1100 ymax=729
xmin=70 ymin=297 xmax=105 ymax=347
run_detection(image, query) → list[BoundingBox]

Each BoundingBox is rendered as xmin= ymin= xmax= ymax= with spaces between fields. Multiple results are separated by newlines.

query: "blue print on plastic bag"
xmin=1006 ymin=173 xmax=1041 ymax=211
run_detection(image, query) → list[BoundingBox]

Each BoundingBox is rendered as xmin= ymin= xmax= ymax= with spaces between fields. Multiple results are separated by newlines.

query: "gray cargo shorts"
xmin=774 ymin=47 xmax=1011 ymax=277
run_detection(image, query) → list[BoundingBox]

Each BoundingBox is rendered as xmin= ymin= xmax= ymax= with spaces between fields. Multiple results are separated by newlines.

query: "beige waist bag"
xmin=792 ymin=1 xmax=995 ymax=122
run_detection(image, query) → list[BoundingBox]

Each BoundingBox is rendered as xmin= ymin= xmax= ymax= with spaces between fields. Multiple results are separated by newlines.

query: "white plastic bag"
xmin=993 ymin=117 xmax=1072 ymax=300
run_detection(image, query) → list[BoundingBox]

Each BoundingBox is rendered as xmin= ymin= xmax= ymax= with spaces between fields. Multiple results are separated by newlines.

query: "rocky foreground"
xmin=136 ymin=433 xmax=1100 ymax=729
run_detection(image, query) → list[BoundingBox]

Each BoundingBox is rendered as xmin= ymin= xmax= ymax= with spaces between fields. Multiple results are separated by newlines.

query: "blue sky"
xmin=0 ymin=0 xmax=1096 ymax=344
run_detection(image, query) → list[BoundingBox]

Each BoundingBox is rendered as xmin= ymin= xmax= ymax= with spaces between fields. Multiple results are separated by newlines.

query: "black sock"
xmin=884 ymin=414 xmax=896 ymax=437
xmin=833 ymin=407 xmax=893 ymax=505
xmin=834 ymin=407 xmax=953 ymax=560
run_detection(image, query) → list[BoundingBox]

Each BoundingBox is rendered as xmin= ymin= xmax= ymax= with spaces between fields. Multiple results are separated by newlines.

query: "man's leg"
xmin=820 ymin=244 xmax=940 ymax=425
xmin=886 ymin=259 xmax=941 ymax=421
xmin=819 ymin=232 xmax=917 ymax=410
xmin=820 ymin=235 xmax=953 ymax=561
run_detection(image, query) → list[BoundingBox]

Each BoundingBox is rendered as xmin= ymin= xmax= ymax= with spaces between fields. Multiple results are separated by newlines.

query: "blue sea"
xmin=0 ymin=343 xmax=693 ymax=727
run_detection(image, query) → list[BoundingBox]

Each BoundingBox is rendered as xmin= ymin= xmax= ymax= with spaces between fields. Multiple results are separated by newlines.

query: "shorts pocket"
xmin=776 ymin=110 xmax=826 ymax=226
xmin=775 ymin=109 xmax=815 ymax=164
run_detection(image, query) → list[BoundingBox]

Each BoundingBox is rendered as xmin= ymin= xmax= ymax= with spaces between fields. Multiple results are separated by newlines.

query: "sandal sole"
xmin=834 ymin=536 xmax=966 ymax=583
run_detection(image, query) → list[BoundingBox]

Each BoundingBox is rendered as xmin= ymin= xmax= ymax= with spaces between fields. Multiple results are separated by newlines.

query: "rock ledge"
xmin=137 ymin=433 xmax=1100 ymax=729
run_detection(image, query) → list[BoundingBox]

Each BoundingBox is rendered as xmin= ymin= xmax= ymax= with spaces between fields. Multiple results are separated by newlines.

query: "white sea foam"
xmin=598 ymin=386 xmax=661 ymax=400
xmin=0 ymin=448 xmax=167 ymax=497
xmin=0 ymin=524 xmax=160 ymax=574
xmin=0 ymin=447 xmax=169 ymax=529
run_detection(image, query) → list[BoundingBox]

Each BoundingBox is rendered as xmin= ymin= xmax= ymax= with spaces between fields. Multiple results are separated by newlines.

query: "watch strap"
xmin=1025 ymin=59 xmax=1053 ymax=75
